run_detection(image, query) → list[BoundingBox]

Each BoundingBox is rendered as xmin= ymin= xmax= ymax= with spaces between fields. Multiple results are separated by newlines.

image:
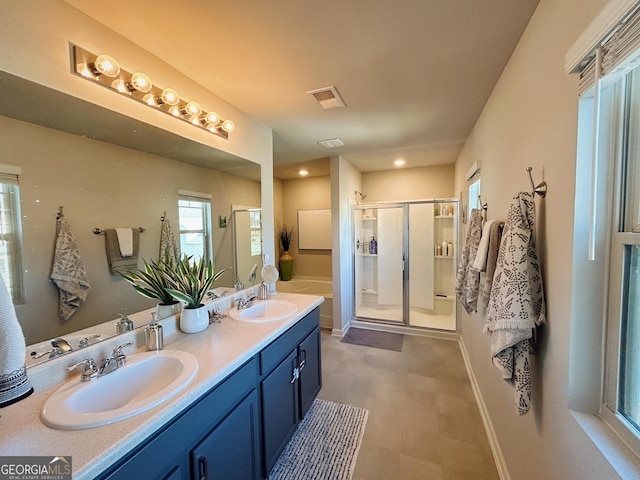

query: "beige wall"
xmin=453 ymin=0 xmax=618 ymax=478
xmin=279 ymin=176 xmax=332 ymax=278
xmin=362 ymin=164 xmax=454 ymax=202
xmin=4 ymin=115 xmax=260 ymax=345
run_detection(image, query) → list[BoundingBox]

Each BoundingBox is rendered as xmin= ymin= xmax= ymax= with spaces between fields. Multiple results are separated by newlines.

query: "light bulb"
xmin=111 ymin=79 xmax=127 ymax=93
xmin=183 ymin=101 xmax=202 ymax=116
xmin=221 ymin=119 xmax=235 ymax=133
xmin=129 ymin=72 xmax=152 ymax=93
xmin=169 ymin=106 xmax=181 ymax=117
xmin=143 ymin=93 xmax=157 ymax=106
xmin=159 ymin=88 xmax=180 ymax=106
xmin=203 ymin=111 xmax=220 ymax=126
xmin=187 ymin=115 xmax=200 ymax=125
xmin=77 ymin=63 xmax=94 ymax=78
xmin=93 ymin=54 xmax=120 ymax=77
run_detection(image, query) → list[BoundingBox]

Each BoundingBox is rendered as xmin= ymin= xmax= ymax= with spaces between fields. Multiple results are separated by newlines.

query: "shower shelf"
xmin=435 ymin=215 xmax=454 ymax=219
xmin=361 ymin=253 xmax=378 ymax=257
xmin=434 ymin=255 xmax=453 ymax=259
xmin=362 ymin=289 xmax=378 ymax=295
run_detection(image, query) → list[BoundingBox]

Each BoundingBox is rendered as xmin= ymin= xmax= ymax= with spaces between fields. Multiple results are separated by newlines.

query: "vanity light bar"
xmin=71 ymin=45 xmax=235 ymax=139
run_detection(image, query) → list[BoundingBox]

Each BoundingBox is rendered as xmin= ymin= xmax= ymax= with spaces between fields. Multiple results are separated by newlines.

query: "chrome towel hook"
xmin=526 ymin=166 xmax=547 ymax=198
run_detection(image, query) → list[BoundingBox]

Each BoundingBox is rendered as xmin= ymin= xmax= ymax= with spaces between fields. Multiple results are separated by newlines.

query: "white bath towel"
xmin=159 ymin=219 xmax=179 ymax=262
xmin=455 ymin=209 xmax=484 ymax=314
xmin=0 ymin=274 xmax=33 ymax=407
xmin=484 ymin=192 xmax=546 ymax=415
xmin=115 ymin=227 xmax=134 ymax=257
xmin=471 ymin=220 xmax=496 ymax=272
xmin=51 ymin=216 xmax=91 ymax=321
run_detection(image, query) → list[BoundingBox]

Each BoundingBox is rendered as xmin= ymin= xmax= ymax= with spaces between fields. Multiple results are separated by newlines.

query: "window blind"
xmin=579 ymin=3 xmax=640 ymax=94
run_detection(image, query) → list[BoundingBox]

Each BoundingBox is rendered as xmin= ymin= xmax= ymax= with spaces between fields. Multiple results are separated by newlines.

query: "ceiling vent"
xmin=317 ymin=138 xmax=344 ymax=148
xmin=307 ymin=86 xmax=346 ymax=110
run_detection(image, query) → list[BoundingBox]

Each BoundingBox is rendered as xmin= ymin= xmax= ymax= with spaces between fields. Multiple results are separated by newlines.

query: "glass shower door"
xmin=354 ymin=204 xmax=405 ymax=323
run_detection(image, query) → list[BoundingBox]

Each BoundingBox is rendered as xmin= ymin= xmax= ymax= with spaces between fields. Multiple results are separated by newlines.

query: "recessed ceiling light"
xmin=317 ymin=138 xmax=344 ymax=148
xmin=394 ymin=159 xmax=406 ymax=166
xmin=299 ymin=169 xmax=309 ymax=176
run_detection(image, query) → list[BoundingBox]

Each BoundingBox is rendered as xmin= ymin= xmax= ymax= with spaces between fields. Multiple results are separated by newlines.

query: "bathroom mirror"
xmin=0 ymin=71 xmax=263 ymax=361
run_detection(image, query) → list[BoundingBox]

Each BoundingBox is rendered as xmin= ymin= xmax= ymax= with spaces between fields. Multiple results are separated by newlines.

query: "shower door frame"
xmin=352 ymin=198 xmax=459 ymax=331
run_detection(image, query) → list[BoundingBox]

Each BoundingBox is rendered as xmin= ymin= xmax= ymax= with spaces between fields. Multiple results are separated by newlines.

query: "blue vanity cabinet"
xmin=261 ymin=349 xmax=300 ymax=474
xmin=96 ymin=357 xmax=260 ymax=480
xmin=260 ymin=308 xmax=322 ymax=476
xmin=298 ymin=324 xmax=322 ymax=417
xmin=95 ymin=306 xmax=321 ymax=480
xmin=191 ymin=389 xmax=261 ymax=480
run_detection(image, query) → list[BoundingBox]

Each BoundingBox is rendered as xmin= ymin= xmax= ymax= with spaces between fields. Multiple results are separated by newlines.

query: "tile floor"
xmin=317 ymin=330 xmax=500 ymax=480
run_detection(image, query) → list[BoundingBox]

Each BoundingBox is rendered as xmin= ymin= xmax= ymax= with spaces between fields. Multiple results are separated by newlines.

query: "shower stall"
xmin=353 ymin=199 xmax=458 ymax=331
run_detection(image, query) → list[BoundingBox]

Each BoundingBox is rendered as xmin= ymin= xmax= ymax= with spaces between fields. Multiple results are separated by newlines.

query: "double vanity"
xmin=0 ymin=292 xmax=324 ymax=480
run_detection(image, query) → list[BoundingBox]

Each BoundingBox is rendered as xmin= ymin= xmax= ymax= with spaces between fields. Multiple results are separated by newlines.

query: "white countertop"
xmin=0 ymin=292 xmax=324 ymax=480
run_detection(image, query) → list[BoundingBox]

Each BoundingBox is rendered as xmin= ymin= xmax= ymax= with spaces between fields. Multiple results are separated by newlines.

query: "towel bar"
xmin=93 ymin=227 xmax=145 ymax=235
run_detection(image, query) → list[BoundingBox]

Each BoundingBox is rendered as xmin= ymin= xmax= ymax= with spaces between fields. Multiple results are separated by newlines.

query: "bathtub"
xmin=276 ymin=277 xmax=333 ymax=329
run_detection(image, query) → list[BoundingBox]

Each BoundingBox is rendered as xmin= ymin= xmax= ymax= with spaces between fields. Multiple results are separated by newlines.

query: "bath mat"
xmin=268 ymin=399 xmax=368 ymax=480
xmin=341 ymin=327 xmax=404 ymax=352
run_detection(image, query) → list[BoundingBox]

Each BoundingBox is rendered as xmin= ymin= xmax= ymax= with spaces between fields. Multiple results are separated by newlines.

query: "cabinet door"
xmin=261 ymin=349 xmax=299 ymax=475
xmin=298 ymin=326 xmax=322 ymax=418
xmin=192 ymin=389 xmax=261 ymax=480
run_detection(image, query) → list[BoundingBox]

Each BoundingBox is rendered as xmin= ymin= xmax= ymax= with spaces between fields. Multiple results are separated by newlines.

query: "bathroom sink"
xmin=229 ymin=300 xmax=298 ymax=323
xmin=41 ymin=350 xmax=198 ymax=430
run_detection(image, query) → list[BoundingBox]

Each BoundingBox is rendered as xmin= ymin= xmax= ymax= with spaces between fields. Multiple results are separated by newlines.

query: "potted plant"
xmin=121 ymin=254 xmax=182 ymax=320
xmin=277 ymin=221 xmax=295 ymax=281
xmin=163 ymin=255 xmax=227 ymax=333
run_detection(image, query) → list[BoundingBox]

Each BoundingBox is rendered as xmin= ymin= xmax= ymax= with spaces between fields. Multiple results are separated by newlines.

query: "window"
xmin=249 ymin=210 xmax=262 ymax=257
xmin=603 ymin=63 xmax=640 ymax=454
xmin=579 ymin=44 xmax=640 ymax=456
xmin=178 ymin=190 xmax=212 ymax=262
xmin=468 ymin=178 xmax=481 ymax=219
xmin=0 ymin=166 xmax=24 ymax=304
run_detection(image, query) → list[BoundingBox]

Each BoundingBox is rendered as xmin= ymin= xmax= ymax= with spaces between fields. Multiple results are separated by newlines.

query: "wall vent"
xmin=307 ymin=86 xmax=346 ymax=109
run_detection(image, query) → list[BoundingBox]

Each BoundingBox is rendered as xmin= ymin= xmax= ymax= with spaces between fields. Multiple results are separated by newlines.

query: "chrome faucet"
xmin=67 ymin=342 xmax=134 ymax=382
xmin=78 ymin=333 xmax=101 ymax=348
xmin=235 ymin=294 xmax=258 ymax=310
xmin=31 ymin=337 xmax=75 ymax=359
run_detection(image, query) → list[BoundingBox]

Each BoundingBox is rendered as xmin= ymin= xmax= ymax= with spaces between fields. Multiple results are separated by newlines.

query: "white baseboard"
xmin=458 ymin=337 xmax=511 ymax=480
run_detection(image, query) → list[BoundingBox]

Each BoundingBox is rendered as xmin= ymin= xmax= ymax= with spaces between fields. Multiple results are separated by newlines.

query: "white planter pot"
xmin=180 ymin=305 xmax=209 ymax=334
xmin=156 ymin=301 xmax=182 ymax=320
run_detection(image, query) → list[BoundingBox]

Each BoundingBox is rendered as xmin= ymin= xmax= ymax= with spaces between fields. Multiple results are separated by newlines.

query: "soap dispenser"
xmin=115 ymin=309 xmax=134 ymax=334
xmin=145 ymin=313 xmax=164 ymax=351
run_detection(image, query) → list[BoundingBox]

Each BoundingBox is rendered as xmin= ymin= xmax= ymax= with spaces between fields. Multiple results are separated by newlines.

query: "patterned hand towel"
xmin=159 ymin=219 xmax=179 ymax=261
xmin=455 ymin=208 xmax=483 ymax=314
xmin=0 ymin=274 xmax=33 ymax=408
xmin=50 ymin=215 xmax=91 ymax=321
xmin=484 ymin=192 xmax=545 ymax=415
